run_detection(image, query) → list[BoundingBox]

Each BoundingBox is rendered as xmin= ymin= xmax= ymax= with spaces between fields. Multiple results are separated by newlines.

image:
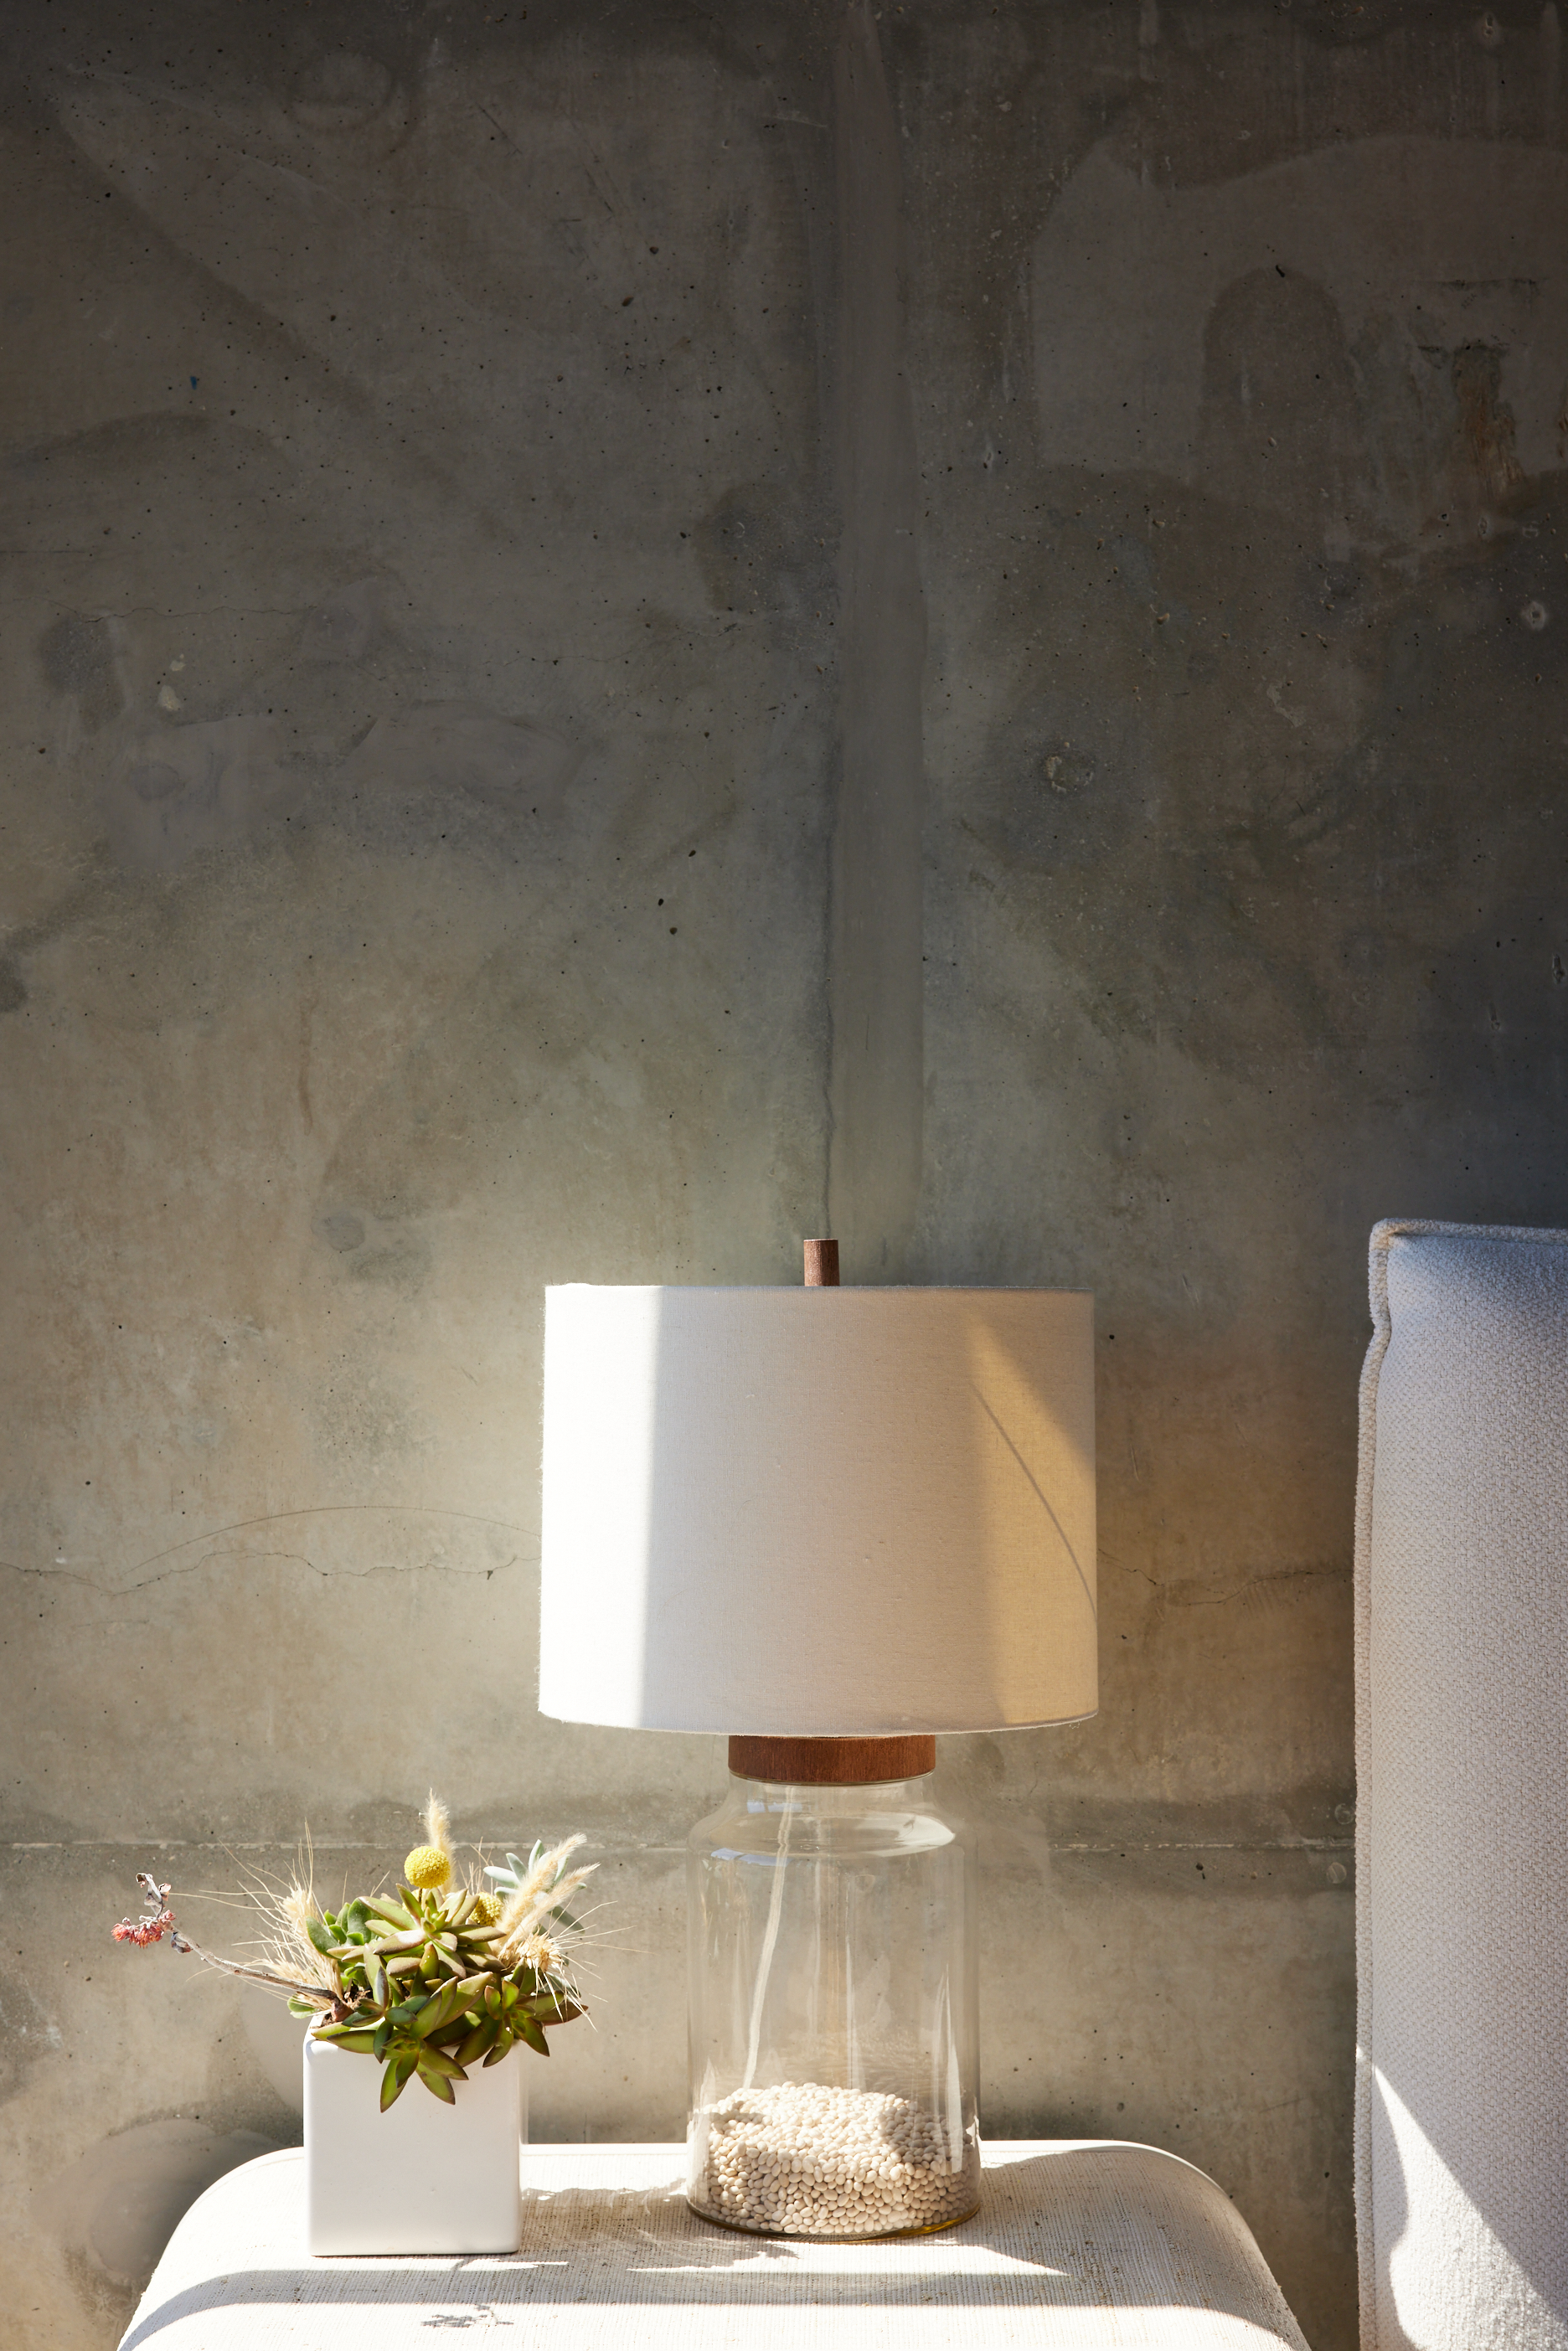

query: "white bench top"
xmin=119 ymin=2140 xmax=1308 ymax=2350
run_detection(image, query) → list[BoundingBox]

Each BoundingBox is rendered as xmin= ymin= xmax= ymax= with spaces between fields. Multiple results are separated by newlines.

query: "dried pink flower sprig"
xmin=112 ymin=1877 xmax=176 ymax=1947
xmin=111 ymin=1869 xmax=358 ymax=2007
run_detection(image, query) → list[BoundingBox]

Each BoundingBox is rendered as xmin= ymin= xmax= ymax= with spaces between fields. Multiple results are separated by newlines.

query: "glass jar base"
xmin=689 ymin=2080 xmax=980 ymax=2240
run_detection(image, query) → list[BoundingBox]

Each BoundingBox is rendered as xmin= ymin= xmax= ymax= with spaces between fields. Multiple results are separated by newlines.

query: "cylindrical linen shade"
xmin=539 ymin=1286 xmax=1096 ymax=1735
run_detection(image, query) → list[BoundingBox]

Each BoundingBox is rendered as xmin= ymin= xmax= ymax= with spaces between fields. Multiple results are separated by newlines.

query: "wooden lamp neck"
xmin=727 ymin=1733 xmax=937 ymax=1784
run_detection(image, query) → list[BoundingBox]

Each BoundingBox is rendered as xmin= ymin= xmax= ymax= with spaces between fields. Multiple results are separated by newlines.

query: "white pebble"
xmin=689 ymin=2081 xmax=980 ymax=2239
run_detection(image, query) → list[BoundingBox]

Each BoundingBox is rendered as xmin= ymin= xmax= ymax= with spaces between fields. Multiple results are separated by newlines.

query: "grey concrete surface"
xmin=3 ymin=1 xmax=1565 ymax=2343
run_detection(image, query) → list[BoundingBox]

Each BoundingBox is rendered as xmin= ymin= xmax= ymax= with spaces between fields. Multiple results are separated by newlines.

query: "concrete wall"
xmin=4 ymin=2 xmax=1565 ymax=2343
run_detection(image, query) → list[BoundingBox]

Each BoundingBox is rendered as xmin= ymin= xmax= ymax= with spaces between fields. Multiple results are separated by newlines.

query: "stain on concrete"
xmin=297 ymin=578 xmax=385 ymax=667
xmin=317 ymin=1208 xmax=366 ymax=1255
xmin=1196 ymin=267 xmax=1371 ymax=533
xmin=1031 ymin=138 xmax=1568 ymax=493
xmin=289 ymin=49 xmax=402 ymax=141
xmin=39 ymin=616 xmax=123 ymax=732
xmin=1452 ymin=338 xmax=1525 ymax=499
xmin=0 ymin=1978 xmax=62 ymax=2104
xmin=694 ymin=482 xmax=827 ymax=620
xmin=339 ymin=704 xmax=582 ymax=821
xmin=101 ymin=715 xmax=308 ymax=871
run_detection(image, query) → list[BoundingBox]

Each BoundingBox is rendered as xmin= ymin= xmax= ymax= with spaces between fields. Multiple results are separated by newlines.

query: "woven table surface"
xmin=118 ymin=2140 xmax=1308 ymax=2349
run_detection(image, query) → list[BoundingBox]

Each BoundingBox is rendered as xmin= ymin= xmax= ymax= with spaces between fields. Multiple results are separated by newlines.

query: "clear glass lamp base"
xmin=686 ymin=1751 xmax=980 ymax=2243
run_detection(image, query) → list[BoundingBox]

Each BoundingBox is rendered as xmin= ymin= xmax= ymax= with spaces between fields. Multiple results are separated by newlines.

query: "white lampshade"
xmin=539 ymin=1285 xmax=1096 ymax=1736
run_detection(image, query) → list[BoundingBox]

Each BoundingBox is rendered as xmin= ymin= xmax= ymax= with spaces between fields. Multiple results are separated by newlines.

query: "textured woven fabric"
xmin=119 ymin=2142 xmax=1308 ymax=2349
xmin=1355 ymin=1220 xmax=1568 ymax=2351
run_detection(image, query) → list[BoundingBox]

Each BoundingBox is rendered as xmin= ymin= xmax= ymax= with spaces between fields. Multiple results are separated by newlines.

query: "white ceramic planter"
xmin=304 ymin=2033 xmax=527 ymax=2255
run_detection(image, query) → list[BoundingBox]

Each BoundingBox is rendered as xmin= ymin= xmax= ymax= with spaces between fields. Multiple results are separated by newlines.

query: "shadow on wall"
xmin=32 ymin=1994 xmax=301 ymax=2308
xmin=243 ymin=1987 xmax=307 ymax=2122
xmin=38 ymin=2120 xmax=277 ymax=2302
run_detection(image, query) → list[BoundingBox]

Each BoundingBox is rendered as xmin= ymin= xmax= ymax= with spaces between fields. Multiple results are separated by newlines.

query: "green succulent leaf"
xmin=380 ymin=2055 xmax=414 ymax=2111
xmin=417 ymin=2044 xmax=469 ymax=2081
xmin=363 ymin=1895 xmax=419 ymax=1931
xmin=306 ymin=1917 xmax=337 ymax=1956
xmin=483 ymin=2025 xmax=515 ymax=2065
xmin=419 ymin=1976 xmax=491 ymax=2039
xmin=516 ymin=2013 xmax=549 ymax=2057
xmin=369 ymin=1956 xmax=389 ymax=2006
xmin=454 ymin=2018 xmax=498 ymax=2066
xmin=528 ymin=1998 xmax=582 ymax=2027
xmin=315 ymin=2024 xmax=382 ymax=2052
xmin=413 ymin=1989 xmax=462 ymax=2039
xmin=416 ymin=2064 xmax=457 ymax=2104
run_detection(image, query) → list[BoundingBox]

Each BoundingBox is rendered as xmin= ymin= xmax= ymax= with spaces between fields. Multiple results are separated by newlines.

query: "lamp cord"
xmin=740 ymin=1792 xmax=794 ymax=2091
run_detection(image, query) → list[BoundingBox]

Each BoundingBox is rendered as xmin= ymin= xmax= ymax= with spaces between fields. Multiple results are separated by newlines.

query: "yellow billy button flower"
xmin=404 ymin=1844 xmax=451 ymax=1890
xmin=469 ymin=1892 xmax=504 ymax=1926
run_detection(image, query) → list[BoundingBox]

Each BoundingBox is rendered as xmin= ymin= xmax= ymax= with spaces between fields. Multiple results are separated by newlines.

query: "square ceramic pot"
xmin=304 ymin=2033 xmax=526 ymax=2255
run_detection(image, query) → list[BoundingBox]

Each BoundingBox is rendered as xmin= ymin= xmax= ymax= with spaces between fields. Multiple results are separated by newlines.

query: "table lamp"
xmin=539 ymin=1244 xmax=1096 ymax=2239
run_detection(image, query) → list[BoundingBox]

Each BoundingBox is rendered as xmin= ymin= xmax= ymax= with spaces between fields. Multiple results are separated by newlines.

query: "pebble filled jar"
xmin=685 ymin=1740 xmax=980 ymax=2239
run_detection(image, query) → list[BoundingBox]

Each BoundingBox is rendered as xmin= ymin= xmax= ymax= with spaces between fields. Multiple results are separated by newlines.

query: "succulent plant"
xmin=113 ymin=1796 xmax=596 ymax=2110
xmin=301 ymin=1868 xmax=585 ymax=2109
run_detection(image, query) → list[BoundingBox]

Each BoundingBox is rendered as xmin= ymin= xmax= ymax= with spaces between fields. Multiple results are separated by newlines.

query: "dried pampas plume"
xmin=496 ymin=1833 xmax=583 ymax=1939
xmin=254 ymin=1860 xmax=335 ymax=1989
xmin=494 ymin=1833 xmax=597 ymax=1967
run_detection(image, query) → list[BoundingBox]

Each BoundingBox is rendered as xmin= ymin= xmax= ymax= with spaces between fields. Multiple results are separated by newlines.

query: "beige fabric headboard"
xmin=1356 ymin=1219 xmax=1568 ymax=2349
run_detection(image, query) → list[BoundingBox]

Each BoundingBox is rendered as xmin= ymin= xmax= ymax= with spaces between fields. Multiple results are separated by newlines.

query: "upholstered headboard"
xmin=1356 ymin=1219 xmax=1568 ymax=2350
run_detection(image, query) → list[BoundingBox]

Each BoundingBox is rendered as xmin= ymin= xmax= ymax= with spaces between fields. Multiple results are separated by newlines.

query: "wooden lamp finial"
xmin=803 ymin=1237 xmax=839 ymax=1287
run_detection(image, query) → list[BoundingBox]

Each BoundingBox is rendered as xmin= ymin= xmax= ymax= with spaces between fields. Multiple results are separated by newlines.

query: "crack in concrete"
xmin=3 ymin=1550 xmax=520 ymax=1597
xmin=91 ymin=606 xmax=313 ymax=621
xmin=1105 ymin=1555 xmax=1349 ymax=1606
xmin=0 ymin=1505 xmax=529 ymax=1596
